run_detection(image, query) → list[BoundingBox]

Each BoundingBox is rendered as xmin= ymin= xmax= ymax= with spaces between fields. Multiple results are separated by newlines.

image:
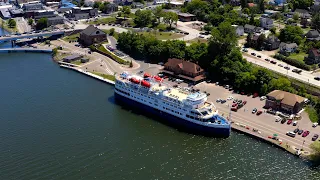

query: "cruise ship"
xmin=114 ymin=72 xmax=231 ymax=137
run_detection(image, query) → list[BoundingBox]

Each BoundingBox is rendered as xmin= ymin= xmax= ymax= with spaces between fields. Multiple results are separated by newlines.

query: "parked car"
xmin=313 ymin=123 xmax=319 ymax=127
xmin=293 ymin=121 xmax=298 ymax=126
xmin=260 ymin=96 xmax=266 ymax=101
xmin=287 ymin=119 xmax=292 ymax=125
xmin=275 ymin=116 xmax=282 ymax=122
xmin=292 ymin=69 xmax=302 ymax=74
xmin=242 ymin=101 xmax=247 ymax=105
xmin=270 ymin=60 xmax=277 ymax=64
xmin=256 ymin=111 xmax=262 ymax=115
xmin=284 ymin=66 xmax=290 ymax=70
xmin=231 ymin=106 xmax=238 ymax=112
xmin=232 ymin=103 xmax=237 ymax=107
xmin=278 ymin=64 xmax=283 ymax=67
xmin=265 ymin=58 xmax=270 ymax=61
xmin=294 ymin=128 xmax=299 ymax=133
xmin=281 ymin=119 xmax=287 ymax=124
xmin=298 ymin=129 xmax=304 ymax=135
xmin=216 ymin=98 xmax=221 ymax=103
xmin=233 ymin=99 xmax=238 ymax=103
xmin=227 ymin=96 xmax=233 ymax=100
xmin=286 ymin=131 xmax=296 ymax=137
xmin=312 ymin=134 xmax=319 ymax=141
xmin=257 ymin=55 xmax=261 ymax=58
xmin=237 ymin=100 xmax=243 ymax=104
xmin=252 ymin=108 xmax=257 ymax=114
xmin=251 ymin=52 xmax=256 ymax=56
xmin=315 ymin=77 xmax=320 ymax=81
xmin=242 ymin=48 xmax=248 ymax=52
xmin=302 ymin=131 xmax=310 ymax=137
xmin=220 ymin=100 xmax=227 ymax=104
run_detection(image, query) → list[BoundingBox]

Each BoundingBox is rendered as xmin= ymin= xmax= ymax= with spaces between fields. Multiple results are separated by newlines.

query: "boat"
xmin=114 ymin=72 xmax=231 ymax=137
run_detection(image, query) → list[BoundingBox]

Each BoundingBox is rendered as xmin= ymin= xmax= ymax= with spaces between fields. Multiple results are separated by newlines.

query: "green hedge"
xmin=274 ymin=53 xmax=311 ymax=71
xmin=96 ymin=45 xmax=129 ymax=65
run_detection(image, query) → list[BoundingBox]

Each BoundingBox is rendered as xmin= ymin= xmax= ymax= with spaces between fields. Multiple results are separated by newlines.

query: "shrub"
xmin=274 ymin=53 xmax=311 ymax=71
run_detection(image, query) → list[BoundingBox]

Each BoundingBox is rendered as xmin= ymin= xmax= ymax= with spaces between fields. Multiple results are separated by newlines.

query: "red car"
xmin=231 ymin=107 xmax=238 ymax=112
xmin=242 ymin=101 xmax=247 ymax=105
xmin=302 ymin=131 xmax=310 ymax=137
xmin=232 ymin=103 xmax=237 ymax=107
xmin=256 ymin=111 xmax=262 ymax=115
xmin=287 ymin=120 xmax=292 ymax=125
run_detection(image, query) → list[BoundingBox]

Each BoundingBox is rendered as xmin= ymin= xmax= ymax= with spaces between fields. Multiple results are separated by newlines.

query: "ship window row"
xmin=163 ymin=107 xmax=182 ymax=115
xmin=186 ymin=114 xmax=202 ymax=121
xmin=115 ymin=87 xmax=130 ymax=96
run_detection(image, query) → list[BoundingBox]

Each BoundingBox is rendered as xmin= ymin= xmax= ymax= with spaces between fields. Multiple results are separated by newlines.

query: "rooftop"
xmin=267 ymin=90 xmax=305 ymax=106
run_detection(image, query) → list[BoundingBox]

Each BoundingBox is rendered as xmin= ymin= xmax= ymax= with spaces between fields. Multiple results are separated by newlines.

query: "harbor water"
xmin=0 ymin=30 xmax=320 ymax=180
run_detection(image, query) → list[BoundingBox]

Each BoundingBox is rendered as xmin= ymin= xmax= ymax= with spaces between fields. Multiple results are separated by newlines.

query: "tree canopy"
xmin=290 ymin=0 xmax=313 ymax=10
xmin=134 ymin=9 xmax=154 ymax=28
xmin=310 ymin=141 xmax=320 ymax=165
xmin=8 ymin=19 xmax=16 ymax=28
xmin=279 ymin=25 xmax=304 ymax=45
xmin=312 ymin=13 xmax=320 ymax=31
xmin=163 ymin=12 xmax=178 ymax=29
xmin=36 ymin=18 xmax=48 ymax=30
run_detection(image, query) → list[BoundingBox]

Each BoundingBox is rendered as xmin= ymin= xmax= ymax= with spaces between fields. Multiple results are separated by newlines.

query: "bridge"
xmin=0 ymin=48 xmax=53 ymax=53
xmin=0 ymin=30 xmax=67 ymax=42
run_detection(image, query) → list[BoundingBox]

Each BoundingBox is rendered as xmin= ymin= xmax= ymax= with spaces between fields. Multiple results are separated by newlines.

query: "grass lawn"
xmin=0 ymin=18 xmax=18 ymax=33
xmin=63 ymin=33 xmax=79 ymax=42
xmin=138 ymin=32 xmax=184 ymax=40
xmin=53 ymin=52 xmax=71 ymax=61
xmin=288 ymin=52 xmax=307 ymax=61
xmin=71 ymin=60 xmax=82 ymax=65
xmin=186 ymin=38 xmax=208 ymax=44
xmin=91 ymin=72 xmax=116 ymax=81
xmin=305 ymin=106 xmax=319 ymax=123
xmin=88 ymin=17 xmax=116 ymax=25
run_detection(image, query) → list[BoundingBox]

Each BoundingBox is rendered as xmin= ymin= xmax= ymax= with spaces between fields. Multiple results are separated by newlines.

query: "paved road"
xmin=15 ymin=17 xmax=31 ymax=33
xmin=243 ymin=49 xmax=320 ymax=88
xmin=176 ymin=21 xmax=210 ymax=41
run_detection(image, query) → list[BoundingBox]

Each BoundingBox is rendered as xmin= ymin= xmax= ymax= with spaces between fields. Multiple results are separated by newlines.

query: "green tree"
xmin=268 ymin=77 xmax=293 ymax=92
xmin=153 ymin=6 xmax=163 ymax=24
xmin=93 ymin=1 xmax=101 ymax=8
xmin=310 ymin=141 xmax=320 ymax=164
xmin=241 ymin=0 xmax=248 ymax=9
xmin=163 ymin=12 xmax=178 ymax=29
xmin=121 ymin=6 xmax=131 ymax=19
xmin=293 ymin=13 xmax=299 ymax=22
xmin=109 ymin=28 xmax=115 ymax=36
xmin=242 ymin=7 xmax=250 ymax=15
xmin=312 ymin=13 xmax=320 ymax=31
xmin=270 ymin=27 xmax=276 ymax=34
xmin=291 ymin=0 xmax=313 ymax=10
xmin=249 ymin=13 xmax=255 ymax=25
xmin=279 ymin=25 xmax=304 ymax=45
xmin=8 ymin=19 xmax=16 ymax=28
xmin=257 ymin=34 xmax=266 ymax=50
xmin=184 ymin=0 xmax=211 ymax=21
xmin=258 ymin=0 xmax=265 ymax=13
xmin=208 ymin=21 xmax=237 ymax=58
xmin=134 ymin=10 xmax=154 ymax=27
xmin=28 ymin=18 xmax=33 ymax=26
xmin=36 ymin=18 xmax=48 ymax=30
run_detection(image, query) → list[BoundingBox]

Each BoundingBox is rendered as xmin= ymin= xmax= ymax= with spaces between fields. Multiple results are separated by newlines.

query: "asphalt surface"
xmin=243 ymin=49 xmax=320 ymax=88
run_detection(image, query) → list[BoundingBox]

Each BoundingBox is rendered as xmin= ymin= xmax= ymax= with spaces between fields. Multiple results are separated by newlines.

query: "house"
xmin=79 ymin=25 xmax=107 ymax=46
xmin=265 ymin=90 xmax=305 ymax=114
xmin=260 ymin=17 xmax=273 ymax=30
xmin=244 ymin=24 xmax=256 ymax=33
xmin=304 ymin=48 xmax=320 ymax=65
xmin=9 ymin=9 xmax=24 ymax=17
xmin=254 ymin=27 xmax=264 ymax=33
xmin=22 ymin=2 xmax=44 ymax=18
xmin=0 ymin=8 xmax=11 ymax=19
xmin=178 ymin=13 xmax=196 ymax=22
xmin=34 ymin=10 xmax=55 ymax=19
xmin=232 ymin=25 xmax=244 ymax=36
xmin=47 ymin=16 xmax=64 ymax=26
xmin=104 ymin=3 xmax=118 ymax=14
xmin=294 ymin=9 xmax=311 ymax=19
xmin=279 ymin=42 xmax=298 ymax=54
xmin=162 ymin=58 xmax=206 ymax=83
xmin=131 ymin=2 xmax=144 ymax=9
xmin=65 ymin=7 xmax=98 ymax=20
xmin=305 ymin=30 xmax=320 ymax=41
xmin=263 ymin=35 xmax=280 ymax=50
xmin=300 ymin=17 xmax=311 ymax=27
xmin=63 ymin=54 xmax=83 ymax=63
xmin=248 ymin=34 xmax=260 ymax=47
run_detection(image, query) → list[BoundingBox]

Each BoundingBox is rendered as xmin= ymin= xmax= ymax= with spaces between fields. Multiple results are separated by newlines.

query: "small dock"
xmin=0 ymin=48 xmax=52 ymax=53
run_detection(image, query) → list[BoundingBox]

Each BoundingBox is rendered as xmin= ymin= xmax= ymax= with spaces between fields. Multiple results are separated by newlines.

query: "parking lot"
xmin=195 ymin=82 xmax=320 ymax=150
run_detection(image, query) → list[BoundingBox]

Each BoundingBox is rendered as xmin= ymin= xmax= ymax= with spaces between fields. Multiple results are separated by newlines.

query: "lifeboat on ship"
xmin=143 ymin=73 xmax=151 ymax=78
xmin=141 ymin=80 xmax=151 ymax=88
xmin=130 ymin=77 xmax=140 ymax=84
xmin=153 ymin=76 xmax=162 ymax=82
